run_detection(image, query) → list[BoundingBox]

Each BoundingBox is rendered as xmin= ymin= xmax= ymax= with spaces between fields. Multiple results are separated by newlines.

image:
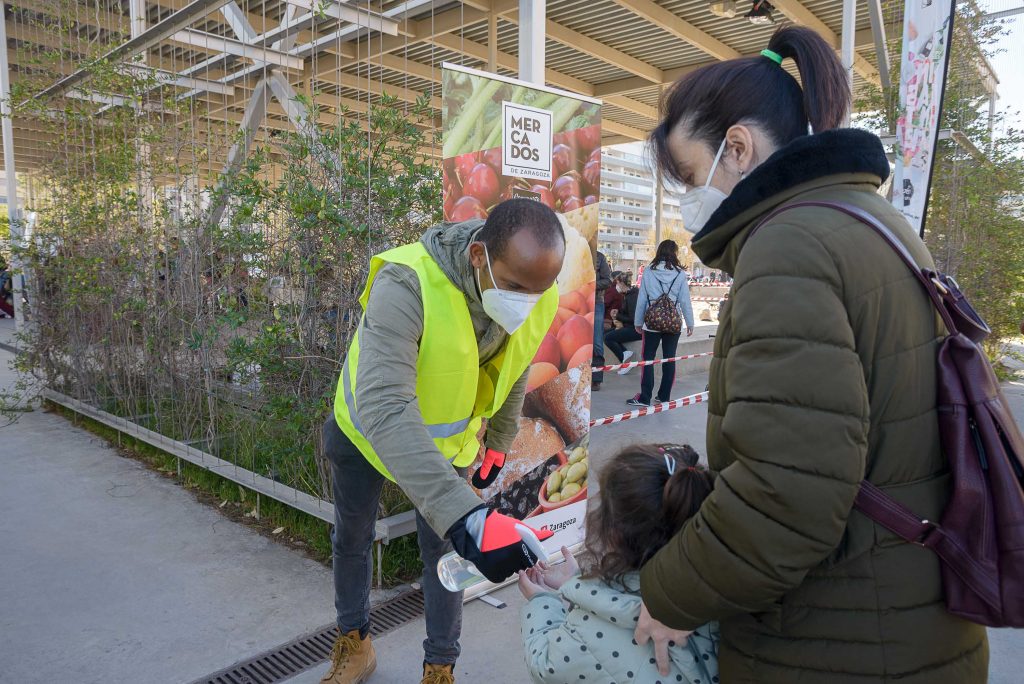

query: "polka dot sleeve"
xmin=520 ymin=594 xmax=603 ymax=683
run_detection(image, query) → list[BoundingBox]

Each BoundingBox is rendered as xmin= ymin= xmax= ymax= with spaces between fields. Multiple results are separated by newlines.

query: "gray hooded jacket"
xmin=349 ymin=220 xmax=529 ymax=536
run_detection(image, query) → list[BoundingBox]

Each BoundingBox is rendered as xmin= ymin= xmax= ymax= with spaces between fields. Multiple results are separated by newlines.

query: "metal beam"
xmin=168 ymin=29 xmax=305 ymax=70
xmin=208 ymin=77 xmax=269 ymax=226
xmin=607 ymin=0 xmax=740 ymax=62
xmin=34 ymin=0 xmax=234 ymax=101
xmin=284 ymin=0 xmax=399 ymax=37
xmin=866 ymin=0 xmax=891 ymax=91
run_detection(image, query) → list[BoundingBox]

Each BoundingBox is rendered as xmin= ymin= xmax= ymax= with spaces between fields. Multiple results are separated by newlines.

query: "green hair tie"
xmin=760 ymin=49 xmax=783 ymax=66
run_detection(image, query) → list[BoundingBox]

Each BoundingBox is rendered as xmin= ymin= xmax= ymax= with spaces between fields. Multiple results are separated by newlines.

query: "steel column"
xmin=841 ymin=0 xmax=856 ymax=125
xmin=866 ymin=0 xmax=891 ymax=91
xmin=518 ymin=0 xmax=546 ymax=85
xmin=0 ymin=11 xmax=23 ymax=328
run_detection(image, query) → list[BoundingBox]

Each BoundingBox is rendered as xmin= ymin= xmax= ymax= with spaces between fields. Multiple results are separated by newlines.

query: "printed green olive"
xmin=547 ymin=470 xmax=563 ymax=494
xmin=560 ymin=482 xmax=582 ymax=498
xmin=566 ymin=461 xmax=587 ymax=484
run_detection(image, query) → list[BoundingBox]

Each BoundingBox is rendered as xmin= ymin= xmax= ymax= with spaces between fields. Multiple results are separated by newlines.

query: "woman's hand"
xmin=634 ymin=603 xmax=693 ymax=676
xmin=686 ymin=326 xmax=694 ymax=337
xmin=635 ymin=326 xmax=643 ymax=335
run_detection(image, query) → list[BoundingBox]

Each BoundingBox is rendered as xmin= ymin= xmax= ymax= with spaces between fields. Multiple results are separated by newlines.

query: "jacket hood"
xmin=643 ymin=264 xmax=687 ymax=285
xmin=691 ymin=128 xmax=890 ymax=274
xmin=420 ymin=219 xmax=485 ymax=305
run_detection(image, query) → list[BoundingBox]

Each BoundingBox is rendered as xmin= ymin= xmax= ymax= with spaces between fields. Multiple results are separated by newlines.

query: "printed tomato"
xmin=552 ymin=143 xmax=576 ymax=179
xmin=482 ymin=147 xmax=502 ymax=174
xmin=463 ymin=163 xmax=500 ymax=206
xmin=557 ymin=315 xmax=592 ymax=368
xmin=450 ymin=195 xmax=487 ymax=221
xmin=530 ymin=185 xmax=555 ymax=209
xmin=575 ymin=125 xmax=601 ymax=156
xmin=454 ymin=151 xmax=480 ymax=186
xmin=582 ymin=159 xmax=601 ymax=196
xmin=561 ymin=196 xmax=583 ymax=212
xmin=552 ymin=173 xmax=581 ymax=205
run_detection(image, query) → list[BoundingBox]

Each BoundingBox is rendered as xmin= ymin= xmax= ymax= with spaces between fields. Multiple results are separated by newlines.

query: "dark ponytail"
xmin=652 ymin=26 xmax=850 ymax=185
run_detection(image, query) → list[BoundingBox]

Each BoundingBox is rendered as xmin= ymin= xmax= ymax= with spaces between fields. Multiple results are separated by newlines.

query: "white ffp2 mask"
xmin=476 ymin=244 xmax=541 ymax=334
xmin=679 ymin=138 xmax=729 ymax=235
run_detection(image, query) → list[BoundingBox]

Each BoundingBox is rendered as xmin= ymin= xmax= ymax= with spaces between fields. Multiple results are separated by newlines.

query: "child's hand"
xmin=517 ymin=570 xmax=547 ymax=600
xmin=530 ymin=546 xmax=579 ymax=592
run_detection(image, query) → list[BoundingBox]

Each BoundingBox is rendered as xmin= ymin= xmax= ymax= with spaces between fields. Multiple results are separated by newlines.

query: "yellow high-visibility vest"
xmin=333 ymin=242 xmax=558 ymax=481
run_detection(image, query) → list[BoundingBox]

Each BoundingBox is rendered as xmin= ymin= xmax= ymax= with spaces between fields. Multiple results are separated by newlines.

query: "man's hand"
xmin=471 ymin=449 xmax=506 ymax=489
xmin=634 ymin=602 xmax=692 ymax=676
xmin=448 ymin=507 xmax=553 ymax=583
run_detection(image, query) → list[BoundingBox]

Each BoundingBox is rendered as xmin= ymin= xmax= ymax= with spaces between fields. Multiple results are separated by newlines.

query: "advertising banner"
xmin=441 ymin=63 xmax=601 ymax=552
xmin=893 ymin=0 xmax=956 ymax=234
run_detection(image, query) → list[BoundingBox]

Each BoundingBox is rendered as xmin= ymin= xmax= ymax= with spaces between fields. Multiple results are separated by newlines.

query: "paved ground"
xmin=0 ymin=339 xmax=336 ymax=684
xmin=3 ymin=314 xmax=1023 ymax=683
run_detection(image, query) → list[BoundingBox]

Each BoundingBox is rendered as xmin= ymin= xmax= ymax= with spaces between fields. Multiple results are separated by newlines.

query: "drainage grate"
xmin=189 ymin=589 xmax=425 ymax=684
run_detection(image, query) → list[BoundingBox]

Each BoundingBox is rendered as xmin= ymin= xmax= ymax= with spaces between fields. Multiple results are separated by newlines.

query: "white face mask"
xmin=476 ymin=243 xmax=542 ymax=334
xmin=679 ymin=138 xmax=729 ymax=235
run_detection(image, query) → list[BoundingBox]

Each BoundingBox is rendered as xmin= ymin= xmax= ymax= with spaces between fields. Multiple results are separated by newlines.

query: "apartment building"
xmin=598 ymin=145 xmax=702 ymax=276
xmin=598 ymin=146 xmax=655 ymax=274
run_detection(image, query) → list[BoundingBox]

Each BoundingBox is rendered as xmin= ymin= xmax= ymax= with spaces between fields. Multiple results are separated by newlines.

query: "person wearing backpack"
xmin=629 ymin=240 xmax=694 ymax=407
xmin=633 ymin=27 xmax=994 ymax=684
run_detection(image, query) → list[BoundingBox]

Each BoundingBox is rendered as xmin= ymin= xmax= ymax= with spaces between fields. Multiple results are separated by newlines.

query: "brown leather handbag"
xmin=752 ymin=201 xmax=1024 ymax=627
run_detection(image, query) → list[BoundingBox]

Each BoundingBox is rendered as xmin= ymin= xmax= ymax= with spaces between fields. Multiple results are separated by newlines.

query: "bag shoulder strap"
xmin=748 ymin=201 xmax=957 ymax=332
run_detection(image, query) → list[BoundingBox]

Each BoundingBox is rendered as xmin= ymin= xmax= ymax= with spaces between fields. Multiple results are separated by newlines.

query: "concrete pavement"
xmin=3 ymin=315 xmax=1023 ymax=683
xmin=0 ymin=342 xmax=337 ymax=684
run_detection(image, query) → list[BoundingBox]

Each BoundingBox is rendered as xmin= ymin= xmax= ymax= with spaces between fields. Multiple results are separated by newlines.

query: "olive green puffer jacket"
xmin=639 ymin=130 xmax=988 ymax=683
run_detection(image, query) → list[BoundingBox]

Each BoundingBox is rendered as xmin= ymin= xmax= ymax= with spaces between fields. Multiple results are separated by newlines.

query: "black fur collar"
xmin=692 ymin=128 xmax=891 ymax=241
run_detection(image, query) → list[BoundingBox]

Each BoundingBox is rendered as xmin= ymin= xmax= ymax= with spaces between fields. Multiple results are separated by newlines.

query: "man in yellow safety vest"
xmin=320 ymin=199 xmax=566 ymax=684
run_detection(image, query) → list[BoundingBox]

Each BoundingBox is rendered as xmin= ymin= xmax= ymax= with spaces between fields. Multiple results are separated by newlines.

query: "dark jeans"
xmin=604 ymin=326 xmax=642 ymax=362
xmin=639 ymin=331 xmax=680 ymax=404
xmin=322 ymin=416 xmax=463 ymax=665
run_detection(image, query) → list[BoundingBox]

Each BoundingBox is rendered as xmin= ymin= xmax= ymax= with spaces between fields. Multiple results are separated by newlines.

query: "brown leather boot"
xmin=319 ymin=629 xmax=376 ymax=684
xmin=420 ymin=662 xmax=455 ymax=684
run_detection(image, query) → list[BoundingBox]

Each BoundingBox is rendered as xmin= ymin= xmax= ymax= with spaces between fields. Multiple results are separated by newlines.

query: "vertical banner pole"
xmin=518 ymin=0 xmax=546 ymax=85
xmin=841 ymin=0 xmax=857 ymax=126
xmin=0 ymin=12 xmax=23 ymax=330
xmin=893 ymin=0 xmax=957 ymax=237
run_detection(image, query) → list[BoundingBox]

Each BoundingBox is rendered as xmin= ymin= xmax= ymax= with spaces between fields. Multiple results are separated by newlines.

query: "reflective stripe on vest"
xmin=341 ymin=363 xmax=472 ymax=439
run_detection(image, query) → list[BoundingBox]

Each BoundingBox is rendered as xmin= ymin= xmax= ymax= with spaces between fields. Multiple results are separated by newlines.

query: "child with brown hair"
xmin=517 ymin=445 xmax=719 ymax=683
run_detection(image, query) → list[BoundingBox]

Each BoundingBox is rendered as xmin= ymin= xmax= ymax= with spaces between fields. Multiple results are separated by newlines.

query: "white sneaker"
xmin=617 ymin=350 xmax=635 ymax=375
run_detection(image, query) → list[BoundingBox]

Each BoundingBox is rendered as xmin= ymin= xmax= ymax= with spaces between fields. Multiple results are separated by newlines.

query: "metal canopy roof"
xmin=0 ymin=0 xmax=985 ymax=177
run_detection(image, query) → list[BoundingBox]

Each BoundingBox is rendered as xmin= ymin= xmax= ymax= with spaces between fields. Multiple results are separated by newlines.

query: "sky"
xmin=986 ymin=12 xmax=1024 ymax=132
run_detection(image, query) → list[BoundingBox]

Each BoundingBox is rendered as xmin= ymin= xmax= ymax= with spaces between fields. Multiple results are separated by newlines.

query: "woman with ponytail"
xmin=517 ymin=445 xmax=719 ymax=683
xmin=637 ymin=26 xmax=988 ymax=683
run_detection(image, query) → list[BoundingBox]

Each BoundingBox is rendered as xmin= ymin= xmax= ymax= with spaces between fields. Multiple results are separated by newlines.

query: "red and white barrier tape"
xmin=593 ymin=352 xmax=713 ymax=373
xmin=589 ymin=391 xmax=710 ymax=427
xmin=691 ymin=296 xmax=728 ymax=302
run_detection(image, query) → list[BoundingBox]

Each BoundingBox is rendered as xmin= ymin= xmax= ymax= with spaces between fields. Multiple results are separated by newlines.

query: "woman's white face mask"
xmin=678 ymin=138 xmax=729 ymax=235
xmin=476 ymin=243 xmax=541 ymax=334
